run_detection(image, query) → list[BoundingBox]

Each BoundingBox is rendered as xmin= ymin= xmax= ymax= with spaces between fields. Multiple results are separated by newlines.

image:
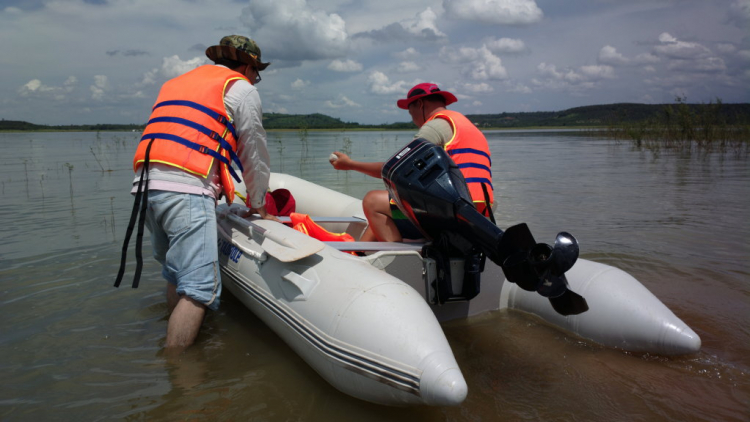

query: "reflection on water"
xmin=0 ymin=131 xmax=748 ymax=421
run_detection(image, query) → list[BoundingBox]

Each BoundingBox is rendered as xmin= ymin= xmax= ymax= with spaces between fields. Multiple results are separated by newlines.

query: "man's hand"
xmin=252 ymin=204 xmax=280 ymax=222
xmin=329 ymin=151 xmax=351 ymax=170
xmin=241 ymin=200 xmax=280 ymax=222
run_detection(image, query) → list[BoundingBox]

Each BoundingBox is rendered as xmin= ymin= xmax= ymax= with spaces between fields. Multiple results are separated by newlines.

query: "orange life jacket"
xmin=290 ymin=213 xmax=355 ymax=243
xmin=426 ymin=109 xmax=494 ymax=211
xmin=133 ymin=65 xmax=248 ymax=203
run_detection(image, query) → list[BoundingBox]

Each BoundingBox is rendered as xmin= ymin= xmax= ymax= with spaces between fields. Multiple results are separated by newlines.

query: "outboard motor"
xmin=382 ymin=139 xmax=588 ymax=316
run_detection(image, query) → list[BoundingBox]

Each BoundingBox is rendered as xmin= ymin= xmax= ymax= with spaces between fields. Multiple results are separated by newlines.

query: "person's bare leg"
xmin=359 ymin=226 xmax=377 ymax=242
xmin=362 ymin=190 xmax=402 ymax=242
xmin=167 ymin=283 xmax=179 ymax=314
xmin=166 ymin=295 xmax=206 ymax=349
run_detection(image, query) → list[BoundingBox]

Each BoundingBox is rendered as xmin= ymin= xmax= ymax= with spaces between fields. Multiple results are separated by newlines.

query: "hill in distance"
xmin=2 ymin=102 xmax=748 ymax=132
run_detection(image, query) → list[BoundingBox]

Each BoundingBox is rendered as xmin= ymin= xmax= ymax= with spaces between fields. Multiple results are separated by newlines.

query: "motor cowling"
xmin=382 ymin=139 xmax=588 ymax=315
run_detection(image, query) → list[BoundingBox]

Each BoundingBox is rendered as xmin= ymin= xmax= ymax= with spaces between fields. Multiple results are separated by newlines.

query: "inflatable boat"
xmin=216 ymin=139 xmax=700 ymax=407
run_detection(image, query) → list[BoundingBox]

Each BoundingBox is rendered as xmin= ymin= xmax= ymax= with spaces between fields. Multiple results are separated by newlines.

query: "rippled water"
xmin=1 ymin=130 xmax=748 ymax=421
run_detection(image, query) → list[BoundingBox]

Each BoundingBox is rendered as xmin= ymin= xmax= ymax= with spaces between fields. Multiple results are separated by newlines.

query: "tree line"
xmin=2 ymin=102 xmax=748 ymax=132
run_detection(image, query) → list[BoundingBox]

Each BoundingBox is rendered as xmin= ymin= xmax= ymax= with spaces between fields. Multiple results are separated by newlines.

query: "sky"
xmin=0 ymin=0 xmax=748 ymax=126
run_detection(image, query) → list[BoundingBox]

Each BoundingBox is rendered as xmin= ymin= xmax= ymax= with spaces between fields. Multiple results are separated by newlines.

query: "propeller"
xmin=498 ymin=226 xmax=588 ymax=316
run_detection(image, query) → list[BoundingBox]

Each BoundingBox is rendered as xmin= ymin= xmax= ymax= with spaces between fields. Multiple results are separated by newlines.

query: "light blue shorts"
xmin=145 ymin=190 xmax=221 ymax=311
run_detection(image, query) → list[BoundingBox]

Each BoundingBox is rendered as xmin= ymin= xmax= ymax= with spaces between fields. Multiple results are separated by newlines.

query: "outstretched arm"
xmin=329 ymin=151 xmax=384 ymax=179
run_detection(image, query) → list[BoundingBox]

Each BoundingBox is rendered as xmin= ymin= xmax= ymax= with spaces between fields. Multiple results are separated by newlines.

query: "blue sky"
xmin=1 ymin=0 xmax=748 ymax=125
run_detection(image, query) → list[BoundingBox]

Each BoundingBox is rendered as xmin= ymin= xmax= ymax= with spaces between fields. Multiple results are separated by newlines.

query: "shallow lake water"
xmin=1 ymin=130 xmax=748 ymax=421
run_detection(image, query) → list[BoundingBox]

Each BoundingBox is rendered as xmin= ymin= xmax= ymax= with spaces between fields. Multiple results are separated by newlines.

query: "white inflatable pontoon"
xmin=216 ymin=172 xmax=700 ymax=407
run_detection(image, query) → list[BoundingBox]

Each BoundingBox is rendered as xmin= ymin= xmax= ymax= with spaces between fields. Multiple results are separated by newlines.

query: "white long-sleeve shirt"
xmin=133 ymin=65 xmax=271 ymax=209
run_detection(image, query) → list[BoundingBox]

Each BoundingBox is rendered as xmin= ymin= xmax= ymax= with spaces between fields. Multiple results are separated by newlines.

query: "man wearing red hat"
xmin=330 ymin=83 xmax=494 ymax=242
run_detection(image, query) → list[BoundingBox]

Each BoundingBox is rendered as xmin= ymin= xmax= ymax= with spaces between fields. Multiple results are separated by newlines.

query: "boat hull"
xmin=267 ymin=173 xmax=700 ymax=356
xmin=216 ymin=172 xmax=701 ymax=407
xmin=217 ymin=205 xmax=467 ymax=406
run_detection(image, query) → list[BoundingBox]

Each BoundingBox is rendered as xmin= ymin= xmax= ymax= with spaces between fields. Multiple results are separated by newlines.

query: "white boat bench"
xmin=326 ymin=241 xmax=426 ymax=252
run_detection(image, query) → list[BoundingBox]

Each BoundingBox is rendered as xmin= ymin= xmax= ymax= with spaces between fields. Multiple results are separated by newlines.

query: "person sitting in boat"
xmin=118 ymin=35 xmax=277 ymax=350
xmin=329 ymin=83 xmax=494 ymax=241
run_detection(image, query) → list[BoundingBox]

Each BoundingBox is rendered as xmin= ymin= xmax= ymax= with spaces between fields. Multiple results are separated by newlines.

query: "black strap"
xmin=115 ymin=138 xmax=155 ymax=288
xmin=481 ymin=182 xmax=496 ymax=225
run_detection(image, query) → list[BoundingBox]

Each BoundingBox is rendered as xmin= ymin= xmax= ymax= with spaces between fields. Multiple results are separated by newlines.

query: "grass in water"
xmin=599 ymin=97 xmax=749 ymax=156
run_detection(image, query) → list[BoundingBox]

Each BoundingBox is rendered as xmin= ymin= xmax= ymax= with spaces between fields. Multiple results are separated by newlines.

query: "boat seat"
xmin=325 ymin=241 xmax=426 ymax=252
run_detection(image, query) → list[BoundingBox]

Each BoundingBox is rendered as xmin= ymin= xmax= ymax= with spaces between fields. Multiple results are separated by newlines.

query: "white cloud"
xmin=291 ymin=79 xmax=311 ymax=89
xmin=654 ymin=32 xmax=711 ymax=59
xmin=667 ymin=57 xmax=726 ymax=73
xmin=402 ymin=7 xmax=445 ymax=38
xmin=462 ymin=82 xmax=494 ymax=93
xmin=537 ymin=62 xmax=581 ymax=83
xmin=394 ymin=48 xmax=419 ymax=60
xmin=240 ymin=0 xmax=349 ymax=61
xmin=139 ymin=68 xmax=159 ymax=86
xmin=485 ymin=37 xmax=527 ymax=54
xmin=598 ymin=45 xmax=629 ymax=66
xmin=651 ymin=33 xmax=730 ymax=75
xmin=440 ymin=45 xmax=508 ymax=80
xmin=505 ymin=81 xmax=532 ymax=94
xmin=160 ymin=55 xmax=206 ymax=79
xmin=90 ymin=75 xmax=108 ymax=100
xmin=534 ymin=62 xmax=614 ymax=92
xmin=367 ymin=71 xmax=410 ymax=94
xmin=396 ymin=61 xmax=421 ymax=73
xmin=356 ymin=7 xmax=446 ymax=41
xmin=325 ymin=95 xmax=360 ymax=108
xmin=19 ymin=79 xmax=44 ymax=95
xmin=328 ymin=59 xmax=363 ymax=72
xmin=580 ymin=65 xmax=615 ymax=79
xmin=18 ymin=76 xmax=77 ymax=100
xmin=443 ymin=0 xmax=543 ymax=25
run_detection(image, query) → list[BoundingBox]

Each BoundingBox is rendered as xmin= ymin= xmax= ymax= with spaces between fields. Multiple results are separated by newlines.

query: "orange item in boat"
xmin=290 ymin=213 xmax=355 ymax=243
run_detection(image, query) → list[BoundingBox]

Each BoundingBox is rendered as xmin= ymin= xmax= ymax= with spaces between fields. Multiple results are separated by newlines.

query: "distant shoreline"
xmin=0 ymin=126 xmax=606 ymax=133
xmin=3 ymin=101 xmax=748 ymax=133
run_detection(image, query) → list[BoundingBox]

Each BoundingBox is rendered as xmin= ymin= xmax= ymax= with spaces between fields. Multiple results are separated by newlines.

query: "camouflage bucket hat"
xmin=205 ymin=35 xmax=270 ymax=70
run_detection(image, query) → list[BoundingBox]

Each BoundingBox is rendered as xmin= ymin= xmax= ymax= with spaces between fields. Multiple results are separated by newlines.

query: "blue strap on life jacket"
xmin=447 ymin=147 xmax=492 ymax=166
xmin=457 ymin=162 xmax=492 ymax=173
xmin=153 ymin=100 xmax=238 ymax=139
xmin=140 ymin=132 xmax=242 ymax=182
xmin=464 ymin=177 xmax=494 ymax=190
xmin=145 ymin=116 xmax=244 ymax=172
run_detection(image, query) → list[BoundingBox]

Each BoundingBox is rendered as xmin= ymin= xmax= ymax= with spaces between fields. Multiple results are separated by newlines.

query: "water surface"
xmin=1 ymin=130 xmax=748 ymax=421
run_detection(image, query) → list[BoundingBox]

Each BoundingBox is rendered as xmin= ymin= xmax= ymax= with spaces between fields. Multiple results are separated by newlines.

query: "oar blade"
xmin=259 ymin=228 xmax=324 ymax=262
xmin=224 ymin=211 xmax=324 ymax=262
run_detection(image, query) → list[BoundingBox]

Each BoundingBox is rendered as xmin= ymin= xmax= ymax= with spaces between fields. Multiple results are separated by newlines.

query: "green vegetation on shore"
xmin=2 ymin=101 xmax=749 ymax=132
xmin=597 ymin=98 xmax=749 ymax=155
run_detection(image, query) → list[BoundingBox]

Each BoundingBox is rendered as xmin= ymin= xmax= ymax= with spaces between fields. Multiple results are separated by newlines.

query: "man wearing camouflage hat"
xmin=120 ymin=35 xmax=274 ymax=350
